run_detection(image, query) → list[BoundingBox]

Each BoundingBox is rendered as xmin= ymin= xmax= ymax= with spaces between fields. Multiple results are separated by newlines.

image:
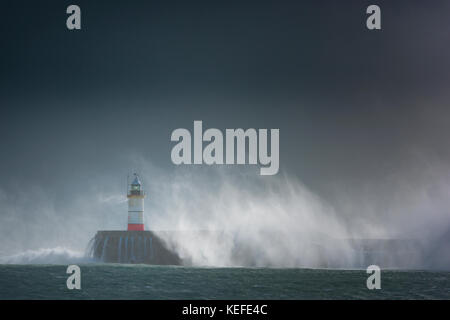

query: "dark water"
xmin=0 ymin=264 xmax=448 ymax=299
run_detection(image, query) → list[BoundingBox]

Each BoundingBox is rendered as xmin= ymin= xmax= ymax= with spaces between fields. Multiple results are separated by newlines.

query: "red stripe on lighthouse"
xmin=127 ymin=224 xmax=144 ymax=231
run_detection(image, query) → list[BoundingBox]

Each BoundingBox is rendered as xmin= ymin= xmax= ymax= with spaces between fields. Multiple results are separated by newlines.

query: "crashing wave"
xmin=0 ymin=247 xmax=93 ymax=264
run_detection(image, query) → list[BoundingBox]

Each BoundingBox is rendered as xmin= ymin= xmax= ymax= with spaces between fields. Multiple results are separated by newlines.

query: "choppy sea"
xmin=0 ymin=264 xmax=448 ymax=299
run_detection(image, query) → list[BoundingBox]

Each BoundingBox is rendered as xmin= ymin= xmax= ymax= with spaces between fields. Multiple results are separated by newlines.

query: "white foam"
xmin=0 ymin=247 xmax=93 ymax=265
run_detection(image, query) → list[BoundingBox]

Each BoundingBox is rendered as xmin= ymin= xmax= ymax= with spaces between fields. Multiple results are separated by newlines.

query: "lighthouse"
xmin=127 ymin=173 xmax=146 ymax=231
xmin=90 ymin=173 xmax=181 ymax=265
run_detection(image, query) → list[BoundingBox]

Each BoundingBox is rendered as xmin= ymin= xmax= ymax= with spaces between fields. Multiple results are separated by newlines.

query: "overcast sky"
xmin=1 ymin=0 xmax=450 ymax=254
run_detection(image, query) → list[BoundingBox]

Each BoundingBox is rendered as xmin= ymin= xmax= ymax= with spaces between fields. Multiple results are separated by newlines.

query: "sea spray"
xmin=0 ymin=247 xmax=92 ymax=264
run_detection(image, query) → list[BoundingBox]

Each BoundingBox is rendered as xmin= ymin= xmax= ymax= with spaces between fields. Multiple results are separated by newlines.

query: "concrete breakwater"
xmin=89 ymin=231 xmax=181 ymax=265
xmin=88 ymin=230 xmax=428 ymax=268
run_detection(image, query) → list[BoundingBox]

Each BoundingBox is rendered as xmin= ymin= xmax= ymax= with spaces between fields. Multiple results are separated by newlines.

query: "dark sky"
xmin=1 ymin=0 xmax=450 ymax=207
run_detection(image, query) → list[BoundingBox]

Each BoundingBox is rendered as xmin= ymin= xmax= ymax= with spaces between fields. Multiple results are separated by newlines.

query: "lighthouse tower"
xmin=127 ymin=173 xmax=146 ymax=231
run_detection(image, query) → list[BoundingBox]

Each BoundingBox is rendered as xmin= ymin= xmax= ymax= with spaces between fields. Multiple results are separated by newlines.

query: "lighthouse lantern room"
xmin=127 ymin=173 xmax=146 ymax=231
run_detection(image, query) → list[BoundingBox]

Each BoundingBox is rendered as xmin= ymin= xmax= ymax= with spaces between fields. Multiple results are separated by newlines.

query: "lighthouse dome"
xmin=131 ymin=175 xmax=142 ymax=186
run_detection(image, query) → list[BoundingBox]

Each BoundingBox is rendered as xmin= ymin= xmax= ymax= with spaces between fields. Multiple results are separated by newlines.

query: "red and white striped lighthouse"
xmin=127 ymin=173 xmax=146 ymax=231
